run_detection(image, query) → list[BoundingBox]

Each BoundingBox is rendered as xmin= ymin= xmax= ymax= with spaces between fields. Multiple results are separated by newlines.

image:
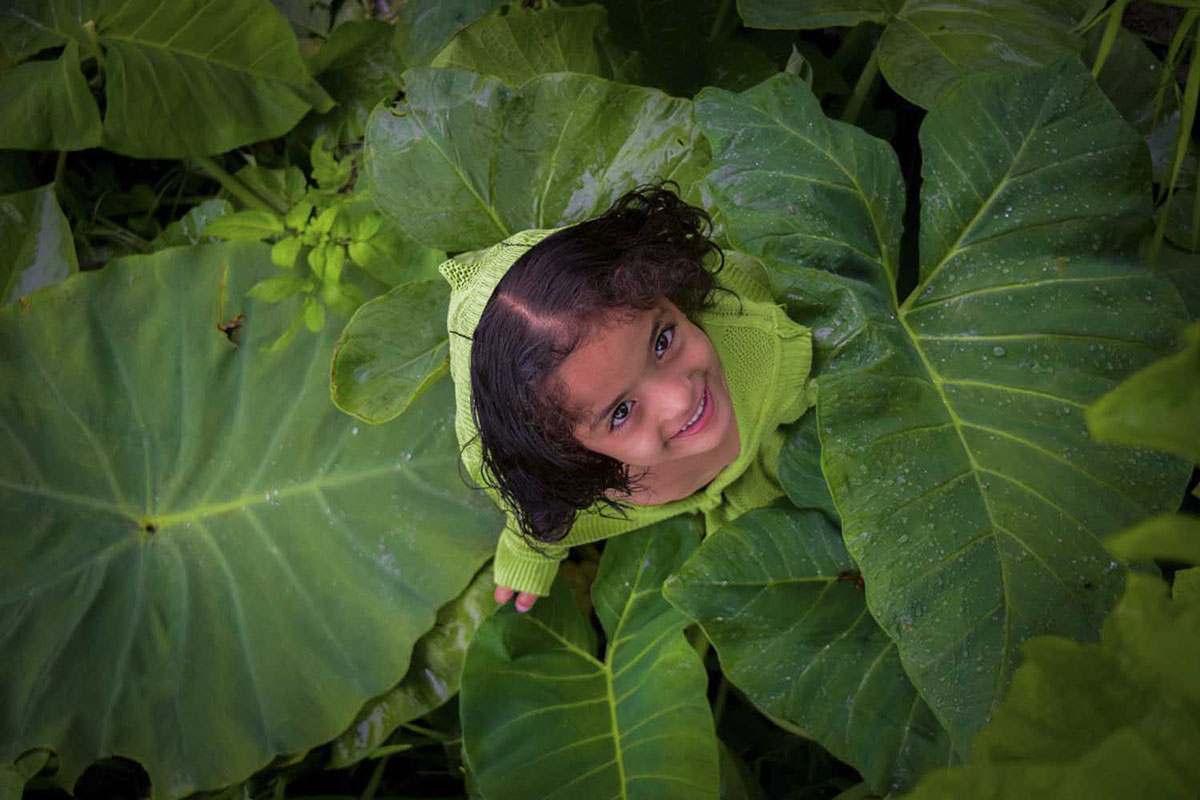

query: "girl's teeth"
xmin=682 ymin=391 xmax=705 ymax=431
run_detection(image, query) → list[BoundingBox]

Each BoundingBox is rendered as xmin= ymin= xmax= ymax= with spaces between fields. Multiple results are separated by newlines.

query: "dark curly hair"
xmin=468 ymin=183 xmax=726 ymax=544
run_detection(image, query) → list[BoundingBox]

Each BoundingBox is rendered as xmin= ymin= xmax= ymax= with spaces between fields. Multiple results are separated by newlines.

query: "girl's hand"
xmin=494 ymin=584 xmax=538 ymax=613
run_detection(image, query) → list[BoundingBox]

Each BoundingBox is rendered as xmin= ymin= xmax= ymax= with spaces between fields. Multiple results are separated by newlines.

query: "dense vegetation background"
xmin=1 ymin=1 xmax=1198 ymax=799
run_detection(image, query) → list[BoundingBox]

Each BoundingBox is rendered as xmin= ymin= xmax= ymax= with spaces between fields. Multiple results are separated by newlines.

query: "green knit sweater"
xmin=441 ymin=229 xmax=815 ymax=596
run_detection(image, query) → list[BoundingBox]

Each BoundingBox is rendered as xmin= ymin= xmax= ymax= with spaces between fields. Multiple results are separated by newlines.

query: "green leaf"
xmin=1105 ymin=514 xmax=1200 ymax=565
xmin=0 ymin=184 xmax=78 ymax=305
xmin=308 ymin=241 xmax=330 ymax=280
xmin=665 ymin=508 xmax=953 ymax=793
xmin=738 ymin=0 xmax=1092 ymax=110
xmin=0 ymin=243 xmax=501 ymax=797
xmin=1146 ymin=241 xmax=1200 ymax=320
xmin=777 ymin=412 xmax=839 ymax=521
xmin=311 ymin=138 xmax=353 ymax=192
xmin=1087 ymin=26 xmax=1186 ymax=185
xmin=392 ymin=0 xmax=506 ymax=69
xmin=271 ymin=236 xmax=303 ymax=270
xmin=902 ymin=570 xmax=1200 ymax=800
xmin=324 ymin=245 xmax=346 ymax=285
xmin=247 ymin=273 xmax=306 ymax=303
xmin=0 ymin=40 xmax=102 ymax=151
xmin=331 ymin=280 xmax=451 ymax=424
xmin=699 ymin=62 xmax=1191 ymax=749
xmin=877 ymin=1 xmax=1087 ymax=108
xmin=300 ymin=20 xmax=404 ymax=144
xmin=329 ymin=565 xmax=497 ymax=768
xmin=151 ymin=199 xmax=233 ymax=250
xmin=461 ymin=518 xmax=719 ymax=800
xmin=204 ymin=210 xmax=286 ymax=242
xmin=366 ymin=68 xmax=709 ymax=252
xmin=304 ymin=293 xmax=326 ymax=331
xmin=0 ymin=0 xmax=333 ymax=157
xmin=738 ymin=0 xmax=903 ymax=29
xmin=1086 ymin=323 xmax=1200 ymax=463
xmin=429 ymin=5 xmax=621 ymax=87
xmin=286 ymin=200 xmax=315 ymax=232
xmin=340 ymin=199 xmax=446 ymax=285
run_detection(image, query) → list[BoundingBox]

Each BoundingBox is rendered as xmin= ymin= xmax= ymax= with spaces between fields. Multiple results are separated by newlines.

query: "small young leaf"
xmin=352 ymin=212 xmax=383 ymax=242
xmin=283 ymin=165 xmax=308 ymax=205
xmin=285 ymin=200 xmax=314 ymax=231
xmin=205 ymin=210 xmax=285 ymax=242
xmin=324 ymin=245 xmax=346 ymax=285
xmin=311 ymin=206 xmax=340 ymax=236
xmin=247 ymin=274 xmax=305 ymax=303
xmin=307 ymin=242 xmax=329 ymax=280
xmin=304 ymin=295 xmax=326 ymax=332
xmin=311 ymin=135 xmax=353 ymax=190
xmin=271 ymin=236 xmax=302 ymax=269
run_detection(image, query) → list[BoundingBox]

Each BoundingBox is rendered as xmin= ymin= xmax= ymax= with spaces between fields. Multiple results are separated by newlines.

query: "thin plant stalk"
xmin=193 ymin=156 xmax=286 ymax=214
xmin=1092 ymin=0 xmax=1130 ymax=77
xmin=842 ymin=44 xmax=880 ymax=125
xmin=1150 ymin=22 xmax=1200 ymax=263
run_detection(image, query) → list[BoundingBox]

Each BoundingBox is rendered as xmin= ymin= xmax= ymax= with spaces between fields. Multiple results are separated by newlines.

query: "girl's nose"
xmin=657 ymin=372 xmax=697 ymax=436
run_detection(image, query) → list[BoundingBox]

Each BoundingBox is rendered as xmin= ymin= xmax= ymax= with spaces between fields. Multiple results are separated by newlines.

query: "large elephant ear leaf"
xmin=0 ymin=243 xmax=500 ymax=797
xmin=699 ymin=60 xmax=1191 ymax=751
xmin=365 ymin=68 xmax=709 ymax=252
xmin=0 ymin=0 xmax=333 ymax=157
xmin=461 ymin=518 xmax=719 ymax=800
xmin=664 ymin=508 xmax=954 ymax=793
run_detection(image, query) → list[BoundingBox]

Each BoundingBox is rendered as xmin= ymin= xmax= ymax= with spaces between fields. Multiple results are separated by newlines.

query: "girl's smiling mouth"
xmin=674 ymin=381 xmax=714 ymax=439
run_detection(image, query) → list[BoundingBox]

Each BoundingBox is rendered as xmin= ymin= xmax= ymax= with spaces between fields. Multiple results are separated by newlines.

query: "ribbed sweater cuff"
xmin=493 ymin=538 xmax=561 ymax=596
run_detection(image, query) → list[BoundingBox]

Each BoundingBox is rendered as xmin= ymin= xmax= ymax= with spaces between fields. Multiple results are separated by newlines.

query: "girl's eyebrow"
xmin=588 ymin=316 xmax=666 ymax=432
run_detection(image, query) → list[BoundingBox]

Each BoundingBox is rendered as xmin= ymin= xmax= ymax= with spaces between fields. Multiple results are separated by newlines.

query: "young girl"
xmin=441 ymin=186 xmax=814 ymax=612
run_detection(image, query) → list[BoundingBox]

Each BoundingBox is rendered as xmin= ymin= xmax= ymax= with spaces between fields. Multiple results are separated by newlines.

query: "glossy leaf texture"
xmin=738 ymin=0 xmax=1091 ymax=109
xmin=365 ymin=68 xmax=709 ymax=252
xmin=331 ymin=280 xmax=451 ymax=424
xmin=902 ymin=569 xmax=1200 ymax=800
xmin=460 ymin=518 xmax=719 ymax=800
xmin=0 ymin=40 xmax=102 ymax=151
xmin=698 ymin=61 xmax=1192 ymax=750
xmin=0 ymin=185 xmax=78 ymax=305
xmin=330 ymin=565 xmax=497 ymax=767
xmin=1087 ymin=322 xmax=1200 ymax=464
xmin=392 ymin=0 xmax=506 ymax=69
xmin=0 ymin=244 xmax=501 ymax=797
xmin=0 ymin=0 xmax=333 ymax=157
xmin=664 ymin=508 xmax=953 ymax=793
xmin=430 ymin=4 xmax=629 ymax=88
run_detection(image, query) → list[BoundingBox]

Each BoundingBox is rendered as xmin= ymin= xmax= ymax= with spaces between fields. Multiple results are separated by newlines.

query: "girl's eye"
xmin=655 ymin=325 xmax=675 ymax=357
xmin=611 ymin=401 xmax=633 ymax=430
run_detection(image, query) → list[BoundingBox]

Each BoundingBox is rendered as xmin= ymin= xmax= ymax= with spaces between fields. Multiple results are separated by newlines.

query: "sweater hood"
xmin=439 ymin=228 xmax=560 ymax=498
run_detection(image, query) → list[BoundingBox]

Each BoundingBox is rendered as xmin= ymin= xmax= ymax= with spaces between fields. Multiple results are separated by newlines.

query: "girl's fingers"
xmin=515 ymin=593 xmax=537 ymax=612
xmin=494 ymin=585 xmax=515 ymax=604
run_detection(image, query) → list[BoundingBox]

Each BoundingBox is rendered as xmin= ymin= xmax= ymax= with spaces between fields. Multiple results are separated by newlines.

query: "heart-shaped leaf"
xmin=698 ymin=61 xmax=1191 ymax=749
xmin=461 ymin=518 xmax=719 ymax=800
xmin=0 ymin=243 xmax=500 ymax=797
xmin=0 ymin=0 xmax=333 ymax=157
xmin=331 ymin=279 xmax=451 ymax=424
xmin=664 ymin=508 xmax=954 ymax=792
xmin=365 ymin=68 xmax=709 ymax=252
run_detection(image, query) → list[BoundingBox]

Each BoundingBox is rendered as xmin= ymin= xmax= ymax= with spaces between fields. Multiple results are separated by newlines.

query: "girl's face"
xmin=554 ymin=298 xmax=737 ymax=482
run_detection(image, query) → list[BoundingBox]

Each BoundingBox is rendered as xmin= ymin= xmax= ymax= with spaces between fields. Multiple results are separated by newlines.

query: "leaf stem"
xmin=708 ymin=0 xmax=734 ymax=41
xmin=842 ymin=43 xmax=880 ymax=125
xmin=53 ymin=151 xmax=67 ymax=194
xmin=193 ymin=156 xmax=286 ymax=214
xmin=1091 ymin=0 xmax=1129 ymax=78
xmin=82 ymin=20 xmax=106 ymax=72
xmin=360 ymin=754 xmax=388 ymax=800
xmin=1150 ymin=22 xmax=1200 ymax=263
